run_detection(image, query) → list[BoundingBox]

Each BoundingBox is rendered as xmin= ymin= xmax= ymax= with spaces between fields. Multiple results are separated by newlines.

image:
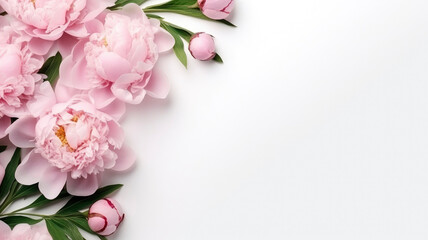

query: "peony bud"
xmin=188 ymin=33 xmax=216 ymax=61
xmin=197 ymin=0 xmax=235 ymax=20
xmin=88 ymin=198 xmax=124 ymax=236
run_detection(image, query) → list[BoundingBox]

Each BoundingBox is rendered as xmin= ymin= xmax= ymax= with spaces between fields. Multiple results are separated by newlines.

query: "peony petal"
xmin=6 ymin=116 xmax=37 ymax=148
xmin=112 ymin=146 xmax=136 ymax=171
xmin=57 ymin=33 xmax=79 ymax=57
xmin=66 ymin=174 xmax=98 ymax=196
xmin=0 ymin=117 xmax=11 ymax=139
xmin=39 ymin=167 xmax=67 ymax=199
xmin=89 ymin=87 xmax=116 ymax=109
xmin=0 ymin=137 xmax=16 ymax=168
xmin=145 ymin=69 xmax=170 ymax=99
xmin=65 ymin=23 xmax=89 ymax=38
xmin=28 ymin=37 xmax=53 ymax=55
xmin=0 ymin=220 xmax=11 ymax=235
xmin=107 ymin=120 xmax=124 ymax=149
xmin=98 ymin=99 xmax=126 ymax=121
xmin=154 ymin=28 xmax=175 ymax=53
xmin=98 ymin=52 xmax=131 ymax=82
xmin=27 ymin=82 xmax=57 ymax=117
xmin=15 ymin=150 xmax=51 ymax=185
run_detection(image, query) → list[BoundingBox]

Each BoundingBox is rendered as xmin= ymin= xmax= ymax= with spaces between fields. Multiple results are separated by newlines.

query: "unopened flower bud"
xmin=188 ymin=33 xmax=216 ymax=61
xmin=88 ymin=198 xmax=124 ymax=236
xmin=197 ymin=0 xmax=235 ymax=20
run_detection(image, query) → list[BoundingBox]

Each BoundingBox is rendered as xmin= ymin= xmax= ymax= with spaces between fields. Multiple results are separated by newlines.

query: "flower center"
xmin=55 ymin=126 xmax=71 ymax=148
xmin=53 ymin=115 xmax=79 ymax=151
xmin=30 ymin=0 xmax=36 ymax=8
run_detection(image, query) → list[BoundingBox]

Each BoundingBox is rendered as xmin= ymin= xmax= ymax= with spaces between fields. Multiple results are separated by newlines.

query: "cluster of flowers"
xmin=0 ymin=0 xmax=234 ymax=238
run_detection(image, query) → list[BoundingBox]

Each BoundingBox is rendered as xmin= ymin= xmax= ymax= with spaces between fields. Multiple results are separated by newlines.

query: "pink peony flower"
xmin=6 ymin=82 xmax=135 ymax=199
xmin=88 ymin=198 xmax=124 ymax=236
xmin=0 ymin=0 xmax=115 ymax=41
xmin=198 ymin=0 xmax=234 ymax=20
xmin=58 ymin=3 xmax=174 ymax=108
xmin=0 ymin=16 xmax=45 ymax=118
xmin=0 ymin=221 xmax=52 ymax=240
xmin=189 ymin=32 xmax=216 ymax=61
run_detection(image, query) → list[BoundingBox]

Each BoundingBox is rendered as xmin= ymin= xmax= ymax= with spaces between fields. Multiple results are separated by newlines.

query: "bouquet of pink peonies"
xmin=0 ymin=0 xmax=235 ymax=238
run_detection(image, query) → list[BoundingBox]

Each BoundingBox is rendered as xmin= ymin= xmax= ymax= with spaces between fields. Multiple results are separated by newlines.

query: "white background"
xmin=99 ymin=0 xmax=428 ymax=239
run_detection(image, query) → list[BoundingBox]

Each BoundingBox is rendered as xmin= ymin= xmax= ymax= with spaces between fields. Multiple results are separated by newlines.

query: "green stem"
xmin=0 ymin=212 xmax=86 ymax=219
xmin=0 ymin=181 xmax=19 ymax=213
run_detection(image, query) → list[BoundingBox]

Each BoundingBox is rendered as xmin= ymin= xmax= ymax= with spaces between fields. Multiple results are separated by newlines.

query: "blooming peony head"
xmin=0 ymin=221 xmax=52 ymax=240
xmin=7 ymin=84 xmax=135 ymax=199
xmin=0 ymin=17 xmax=44 ymax=118
xmin=88 ymin=198 xmax=124 ymax=236
xmin=0 ymin=0 xmax=115 ymax=40
xmin=189 ymin=32 xmax=216 ymax=61
xmin=34 ymin=97 xmax=124 ymax=179
xmin=59 ymin=3 xmax=174 ymax=107
xmin=197 ymin=0 xmax=234 ymax=20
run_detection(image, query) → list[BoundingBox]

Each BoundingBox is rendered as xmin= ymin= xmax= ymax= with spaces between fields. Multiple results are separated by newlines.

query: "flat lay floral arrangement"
xmin=0 ymin=0 xmax=235 ymax=238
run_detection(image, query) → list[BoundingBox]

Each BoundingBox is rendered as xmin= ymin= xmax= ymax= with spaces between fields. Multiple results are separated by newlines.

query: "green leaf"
xmin=212 ymin=54 xmax=223 ymax=63
xmin=0 ymin=146 xmax=6 ymax=153
xmin=0 ymin=216 xmax=42 ymax=228
xmin=38 ymin=52 xmax=62 ymax=87
xmin=161 ymin=22 xmax=187 ymax=68
xmin=13 ymin=184 xmax=39 ymax=200
xmin=57 ymin=184 xmax=123 ymax=214
xmin=109 ymin=0 xmax=148 ymax=10
xmin=144 ymin=2 xmax=236 ymax=27
xmin=17 ymin=190 xmax=70 ymax=212
xmin=0 ymin=148 xmax=20 ymax=202
xmin=45 ymin=219 xmax=70 ymax=240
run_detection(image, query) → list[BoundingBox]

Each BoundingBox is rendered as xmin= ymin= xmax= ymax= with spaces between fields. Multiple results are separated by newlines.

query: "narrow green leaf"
xmin=161 ymin=23 xmax=187 ymax=68
xmin=38 ymin=52 xmax=62 ymax=87
xmin=144 ymin=6 xmax=236 ymax=27
xmin=0 ymin=148 xmax=20 ymax=202
xmin=0 ymin=146 xmax=6 ymax=153
xmin=45 ymin=219 xmax=70 ymax=240
xmin=0 ymin=216 xmax=42 ymax=228
xmin=13 ymin=184 xmax=39 ymax=200
xmin=57 ymin=184 xmax=123 ymax=214
xmin=18 ymin=190 xmax=70 ymax=212
xmin=53 ymin=219 xmax=84 ymax=240
xmin=212 ymin=54 xmax=223 ymax=63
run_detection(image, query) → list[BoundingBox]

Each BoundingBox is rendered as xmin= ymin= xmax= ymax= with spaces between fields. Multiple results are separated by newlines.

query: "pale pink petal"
xmin=89 ymin=87 xmax=116 ymax=109
xmin=66 ymin=174 xmax=98 ymax=196
xmin=107 ymin=120 xmax=124 ymax=149
xmin=28 ymin=37 xmax=53 ymax=55
xmin=0 ymin=117 xmax=11 ymax=139
xmin=56 ymin=33 xmax=79 ymax=57
xmin=27 ymin=82 xmax=57 ymax=117
xmin=145 ymin=70 xmax=170 ymax=99
xmin=81 ymin=0 xmax=116 ymax=23
xmin=98 ymin=52 xmax=132 ymax=82
xmin=0 ymin=138 xmax=14 ymax=169
xmin=54 ymin=83 xmax=82 ymax=103
xmin=98 ymin=99 xmax=126 ymax=121
xmin=111 ymin=73 xmax=144 ymax=104
xmin=39 ymin=167 xmax=67 ymax=199
xmin=65 ymin=23 xmax=88 ymax=38
xmin=6 ymin=116 xmax=37 ymax=148
xmin=15 ymin=150 xmax=51 ymax=185
xmin=154 ymin=28 xmax=175 ymax=53
xmin=112 ymin=146 xmax=136 ymax=171
xmin=0 ymin=220 xmax=11 ymax=235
